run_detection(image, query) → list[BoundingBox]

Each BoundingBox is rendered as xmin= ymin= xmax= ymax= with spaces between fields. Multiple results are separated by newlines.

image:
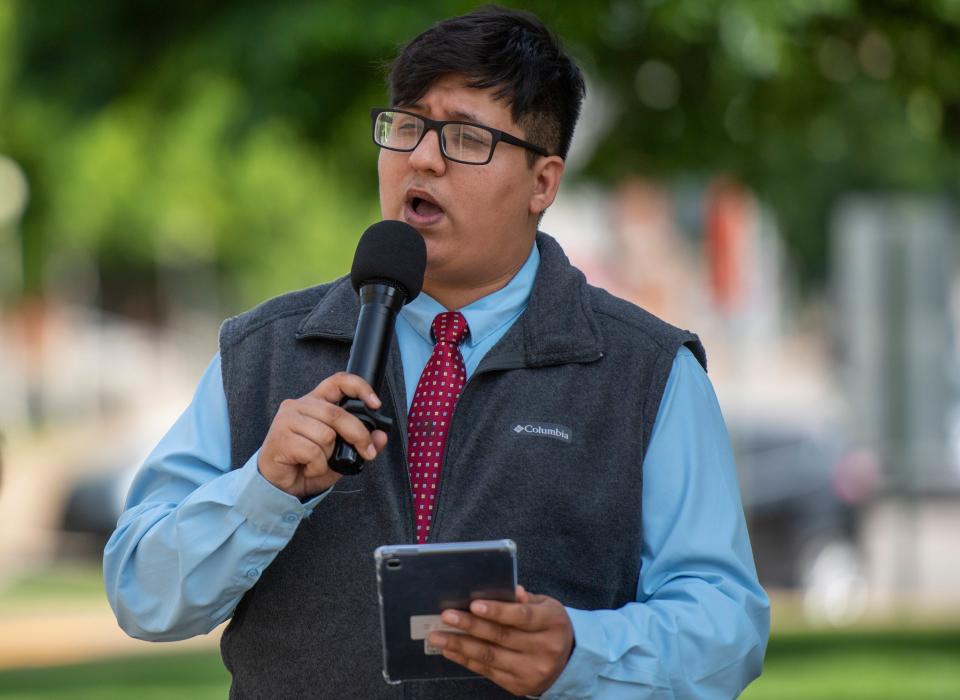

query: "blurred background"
xmin=1 ymin=0 xmax=959 ymax=698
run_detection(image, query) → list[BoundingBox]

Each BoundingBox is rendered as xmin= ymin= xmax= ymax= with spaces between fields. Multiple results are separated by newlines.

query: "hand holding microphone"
xmin=257 ymin=221 xmax=426 ymax=497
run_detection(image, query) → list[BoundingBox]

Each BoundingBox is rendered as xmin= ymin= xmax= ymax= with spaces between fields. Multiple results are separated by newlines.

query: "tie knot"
xmin=431 ymin=311 xmax=469 ymax=346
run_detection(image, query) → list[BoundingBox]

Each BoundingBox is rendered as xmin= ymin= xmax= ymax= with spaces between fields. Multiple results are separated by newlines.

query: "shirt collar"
xmin=400 ymin=242 xmax=540 ymax=348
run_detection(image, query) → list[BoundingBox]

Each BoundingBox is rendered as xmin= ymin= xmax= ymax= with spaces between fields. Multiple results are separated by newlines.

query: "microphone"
xmin=328 ymin=220 xmax=426 ymax=475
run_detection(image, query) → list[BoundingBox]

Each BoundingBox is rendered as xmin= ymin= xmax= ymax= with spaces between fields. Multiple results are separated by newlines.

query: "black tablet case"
xmin=375 ymin=540 xmax=517 ymax=683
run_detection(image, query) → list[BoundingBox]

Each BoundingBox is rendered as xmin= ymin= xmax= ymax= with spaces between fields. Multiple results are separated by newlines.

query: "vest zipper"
xmin=423 ymin=356 xmax=525 ymax=543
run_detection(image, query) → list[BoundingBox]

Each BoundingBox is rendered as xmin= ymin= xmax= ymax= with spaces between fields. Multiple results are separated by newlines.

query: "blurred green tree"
xmin=0 ymin=0 xmax=957 ymax=313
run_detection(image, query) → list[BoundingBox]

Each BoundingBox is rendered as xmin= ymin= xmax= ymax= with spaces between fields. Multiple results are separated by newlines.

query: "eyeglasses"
xmin=371 ymin=108 xmax=549 ymax=165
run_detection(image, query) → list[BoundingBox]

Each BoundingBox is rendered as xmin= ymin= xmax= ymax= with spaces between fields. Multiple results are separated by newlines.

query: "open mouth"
xmin=411 ymin=196 xmax=443 ymax=217
xmin=405 ymin=192 xmax=446 ymax=225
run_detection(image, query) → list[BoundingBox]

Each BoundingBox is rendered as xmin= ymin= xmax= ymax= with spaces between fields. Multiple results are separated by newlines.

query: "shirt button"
xmin=284 ymin=512 xmax=298 ymax=523
xmin=246 ymin=568 xmax=259 ymax=579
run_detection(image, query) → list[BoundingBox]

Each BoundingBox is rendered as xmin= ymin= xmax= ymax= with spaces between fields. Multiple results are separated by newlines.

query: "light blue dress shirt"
xmin=104 ymin=244 xmax=769 ymax=698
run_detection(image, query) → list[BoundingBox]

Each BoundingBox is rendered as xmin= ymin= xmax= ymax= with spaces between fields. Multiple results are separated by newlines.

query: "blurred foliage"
xmin=0 ymin=0 xmax=958 ymax=311
xmin=581 ymin=0 xmax=960 ymax=285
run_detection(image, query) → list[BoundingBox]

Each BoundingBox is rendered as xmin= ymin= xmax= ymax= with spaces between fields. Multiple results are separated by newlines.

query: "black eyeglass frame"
xmin=370 ymin=107 xmax=550 ymax=165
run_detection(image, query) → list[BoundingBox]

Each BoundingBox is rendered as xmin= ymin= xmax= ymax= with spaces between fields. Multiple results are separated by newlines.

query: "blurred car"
xmin=731 ymin=421 xmax=879 ymax=624
xmin=58 ymin=428 xmax=146 ymax=557
xmin=59 ymin=462 xmax=137 ymax=555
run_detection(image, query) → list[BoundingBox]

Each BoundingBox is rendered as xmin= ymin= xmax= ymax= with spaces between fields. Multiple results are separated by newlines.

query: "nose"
xmin=407 ymin=127 xmax=447 ymax=176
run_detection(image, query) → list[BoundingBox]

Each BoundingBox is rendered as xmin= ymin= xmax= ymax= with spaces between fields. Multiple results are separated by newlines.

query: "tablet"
xmin=374 ymin=539 xmax=517 ymax=684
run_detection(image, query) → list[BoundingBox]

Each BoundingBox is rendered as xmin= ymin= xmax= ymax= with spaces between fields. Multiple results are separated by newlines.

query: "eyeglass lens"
xmin=374 ymin=111 xmax=494 ymax=163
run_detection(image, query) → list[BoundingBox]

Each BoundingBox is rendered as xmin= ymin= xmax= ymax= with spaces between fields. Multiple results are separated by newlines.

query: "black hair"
xmin=387 ymin=5 xmax=586 ymax=165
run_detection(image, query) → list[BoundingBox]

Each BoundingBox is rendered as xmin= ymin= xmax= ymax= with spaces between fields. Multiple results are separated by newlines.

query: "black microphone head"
xmin=350 ymin=220 xmax=427 ymax=302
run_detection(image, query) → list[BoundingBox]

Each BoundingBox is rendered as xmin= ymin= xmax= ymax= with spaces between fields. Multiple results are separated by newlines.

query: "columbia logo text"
xmin=510 ymin=423 xmax=571 ymax=443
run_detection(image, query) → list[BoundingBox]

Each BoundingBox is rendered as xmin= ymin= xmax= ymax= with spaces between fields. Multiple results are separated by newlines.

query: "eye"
xmin=389 ymin=114 xmax=421 ymax=133
xmin=457 ymin=126 xmax=491 ymax=146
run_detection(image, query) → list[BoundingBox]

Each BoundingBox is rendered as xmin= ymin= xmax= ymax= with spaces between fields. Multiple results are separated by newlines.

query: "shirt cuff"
xmin=543 ymin=607 xmax=672 ymax=699
xmin=541 ymin=608 xmax=598 ymax=699
xmin=231 ymin=450 xmax=331 ymax=532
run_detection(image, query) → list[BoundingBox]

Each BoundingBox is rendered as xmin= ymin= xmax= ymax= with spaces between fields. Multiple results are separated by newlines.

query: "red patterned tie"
xmin=407 ymin=311 xmax=470 ymax=543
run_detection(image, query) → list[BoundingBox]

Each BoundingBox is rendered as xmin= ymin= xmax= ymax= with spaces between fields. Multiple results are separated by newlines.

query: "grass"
xmin=743 ymin=629 xmax=960 ymax=699
xmin=0 ymin=652 xmax=228 ymax=700
xmin=0 ymin=630 xmax=958 ymax=699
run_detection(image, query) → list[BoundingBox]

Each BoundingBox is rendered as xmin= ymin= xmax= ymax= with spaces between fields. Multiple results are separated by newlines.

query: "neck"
xmin=422 ymin=231 xmax=538 ymax=310
xmin=423 ymin=259 xmax=530 ymax=310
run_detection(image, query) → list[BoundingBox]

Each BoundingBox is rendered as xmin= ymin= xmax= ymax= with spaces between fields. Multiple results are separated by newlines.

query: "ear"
xmin=528 ymin=155 xmax=565 ymax=216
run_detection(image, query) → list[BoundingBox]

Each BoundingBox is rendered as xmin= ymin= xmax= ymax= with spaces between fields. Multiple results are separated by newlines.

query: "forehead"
xmin=399 ymin=74 xmax=516 ymax=130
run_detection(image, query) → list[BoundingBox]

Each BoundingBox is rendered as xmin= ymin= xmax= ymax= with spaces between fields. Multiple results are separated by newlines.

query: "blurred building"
xmin=833 ymin=196 xmax=960 ymax=611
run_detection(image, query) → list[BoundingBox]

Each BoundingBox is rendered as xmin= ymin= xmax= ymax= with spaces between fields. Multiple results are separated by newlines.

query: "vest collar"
xmin=295 ymin=232 xmax=604 ymax=368
xmin=295 ymin=276 xmax=358 ymax=342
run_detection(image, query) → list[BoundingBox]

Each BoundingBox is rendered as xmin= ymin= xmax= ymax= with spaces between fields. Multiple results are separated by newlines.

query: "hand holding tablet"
xmin=375 ymin=539 xmax=517 ymax=683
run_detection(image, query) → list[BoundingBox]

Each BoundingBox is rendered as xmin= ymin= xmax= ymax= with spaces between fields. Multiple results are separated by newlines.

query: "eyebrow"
xmin=406 ymin=104 xmax=485 ymax=125
xmin=448 ymin=109 xmax=483 ymax=123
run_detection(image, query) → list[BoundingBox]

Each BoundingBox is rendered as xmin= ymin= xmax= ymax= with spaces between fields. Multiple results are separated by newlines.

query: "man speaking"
xmin=104 ymin=6 xmax=769 ymax=698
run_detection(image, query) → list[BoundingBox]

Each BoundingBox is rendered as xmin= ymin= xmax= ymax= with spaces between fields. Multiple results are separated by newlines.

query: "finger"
xmin=370 ymin=429 xmax=389 ymax=453
xmin=279 ymin=432 xmax=326 ymax=468
xmin=297 ymin=399 xmax=379 ymax=460
xmin=439 ymin=648 xmax=521 ymax=692
xmin=308 ymin=372 xmax=381 ymax=408
xmin=515 ymin=585 xmax=529 ymax=604
xmin=469 ymin=599 xmax=544 ymax=632
xmin=302 ymin=456 xmax=331 ymax=479
xmin=429 ymin=631 xmax=526 ymax=675
xmin=287 ymin=413 xmax=338 ymax=459
xmin=439 ymin=610 xmax=531 ymax=652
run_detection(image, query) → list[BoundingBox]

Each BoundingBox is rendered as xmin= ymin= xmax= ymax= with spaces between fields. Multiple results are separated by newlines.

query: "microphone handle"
xmin=329 ymin=283 xmax=405 ymax=475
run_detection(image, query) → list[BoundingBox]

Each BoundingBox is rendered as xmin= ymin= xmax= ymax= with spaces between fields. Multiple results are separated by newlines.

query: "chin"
xmin=423 ymin=248 xmax=460 ymax=279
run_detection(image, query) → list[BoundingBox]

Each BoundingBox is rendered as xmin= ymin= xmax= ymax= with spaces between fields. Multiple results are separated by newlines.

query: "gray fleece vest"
xmin=218 ymin=233 xmax=705 ymax=699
